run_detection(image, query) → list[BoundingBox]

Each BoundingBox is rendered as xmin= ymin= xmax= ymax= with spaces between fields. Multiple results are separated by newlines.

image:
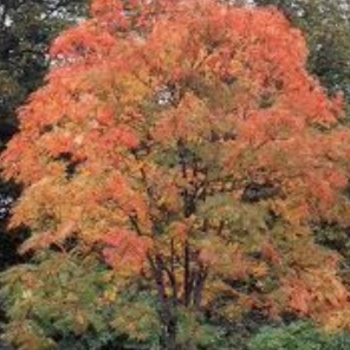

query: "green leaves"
xmin=248 ymin=322 xmax=350 ymax=350
xmin=0 ymin=252 xmax=118 ymax=349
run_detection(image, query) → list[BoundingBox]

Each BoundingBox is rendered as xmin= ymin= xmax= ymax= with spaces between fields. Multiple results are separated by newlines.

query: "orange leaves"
xmin=90 ymin=0 xmax=176 ymax=34
xmin=50 ymin=21 xmax=117 ymax=62
xmin=111 ymin=126 xmax=137 ymax=149
xmin=40 ymin=131 xmax=75 ymax=159
xmin=90 ymin=0 xmax=124 ymax=19
xmin=1 ymin=136 xmax=48 ymax=185
xmin=97 ymin=124 xmax=140 ymax=151
xmin=283 ymin=268 xmax=350 ymax=324
xmin=102 ymin=229 xmax=153 ymax=273
xmin=284 ymin=278 xmax=312 ymax=315
xmin=169 ymin=221 xmax=191 ymax=243
xmin=90 ymin=0 xmax=143 ymax=26
xmin=261 ymin=243 xmax=282 ymax=266
xmin=95 ymin=106 xmax=115 ymax=126
xmin=236 ymin=109 xmax=306 ymax=147
xmin=148 ymin=19 xmax=190 ymax=76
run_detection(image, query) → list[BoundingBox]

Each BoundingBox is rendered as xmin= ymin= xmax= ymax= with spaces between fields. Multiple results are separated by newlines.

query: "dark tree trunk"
xmin=160 ymin=312 xmax=178 ymax=350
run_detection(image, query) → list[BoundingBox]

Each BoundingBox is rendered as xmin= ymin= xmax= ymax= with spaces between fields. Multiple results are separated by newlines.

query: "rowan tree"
xmin=3 ymin=0 xmax=350 ymax=349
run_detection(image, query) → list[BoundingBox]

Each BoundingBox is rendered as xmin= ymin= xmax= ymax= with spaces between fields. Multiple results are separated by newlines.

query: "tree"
xmin=3 ymin=0 xmax=350 ymax=348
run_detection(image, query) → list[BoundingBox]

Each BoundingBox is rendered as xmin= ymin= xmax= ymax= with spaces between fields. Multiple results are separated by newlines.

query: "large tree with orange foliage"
xmin=3 ymin=0 xmax=350 ymax=348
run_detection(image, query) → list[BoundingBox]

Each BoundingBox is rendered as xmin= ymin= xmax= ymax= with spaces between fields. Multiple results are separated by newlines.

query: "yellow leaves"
xmin=156 ymin=183 xmax=181 ymax=212
xmin=201 ymin=279 xmax=233 ymax=307
xmin=271 ymin=198 xmax=310 ymax=227
xmin=117 ymin=73 xmax=150 ymax=108
xmin=73 ymin=310 xmax=89 ymax=335
xmin=201 ymin=277 xmax=256 ymax=321
xmin=101 ymin=286 xmax=118 ymax=304
xmin=324 ymin=310 xmax=350 ymax=332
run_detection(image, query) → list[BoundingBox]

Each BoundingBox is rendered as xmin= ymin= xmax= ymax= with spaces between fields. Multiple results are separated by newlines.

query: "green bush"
xmin=248 ymin=321 xmax=350 ymax=350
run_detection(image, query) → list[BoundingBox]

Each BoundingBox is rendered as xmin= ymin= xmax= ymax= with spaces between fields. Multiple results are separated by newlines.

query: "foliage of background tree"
xmin=3 ymin=0 xmax=350 ymax=349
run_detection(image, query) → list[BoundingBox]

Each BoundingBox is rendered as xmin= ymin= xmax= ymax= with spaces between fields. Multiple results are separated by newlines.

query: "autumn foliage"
xmin=3 ymin=0 xmax=350 ymax=348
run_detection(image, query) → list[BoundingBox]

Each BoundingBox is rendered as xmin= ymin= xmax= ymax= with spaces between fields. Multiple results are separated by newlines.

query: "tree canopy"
xmin=3 ymin=0 xmax=350 ymax=349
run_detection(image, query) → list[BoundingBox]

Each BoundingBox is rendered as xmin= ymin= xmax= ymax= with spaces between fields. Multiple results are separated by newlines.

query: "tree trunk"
xmin=160 ymin=309 xmax=178 ymax=350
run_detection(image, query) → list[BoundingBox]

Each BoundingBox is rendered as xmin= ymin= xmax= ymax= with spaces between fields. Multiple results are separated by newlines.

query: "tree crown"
xmin=3 ymin=0 xmax=350 ymax=337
